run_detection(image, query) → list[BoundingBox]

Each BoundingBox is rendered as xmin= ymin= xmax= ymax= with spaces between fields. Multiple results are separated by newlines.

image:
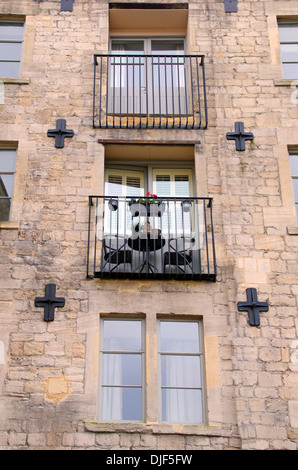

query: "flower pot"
xmin=108 ymin=198 xmax=118 ymax=211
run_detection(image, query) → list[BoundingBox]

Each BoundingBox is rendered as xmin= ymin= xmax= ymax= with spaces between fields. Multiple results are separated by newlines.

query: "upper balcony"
xmin=87 ymin=195 xmax=216 ymax=281
xmin=93 ymin=54 xmax=208 ymax=130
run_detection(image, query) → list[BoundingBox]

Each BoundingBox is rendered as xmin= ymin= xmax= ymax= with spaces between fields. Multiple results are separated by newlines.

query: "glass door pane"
xmin=110 ymin=40 xmax=145 ymax=114
xmin=153 ymin=169 xmax=192 ymax=236
xmin=150 ymin=39 xmax=186 ymax=115
xmin=104 ymin=169 xmax=145 ymax=237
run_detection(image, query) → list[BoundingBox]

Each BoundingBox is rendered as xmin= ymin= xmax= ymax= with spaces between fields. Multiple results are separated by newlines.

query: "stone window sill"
xmin=287 ymin=226 xmax=298 ymax=235
xmin=274 ymin=79 xmax=297 ymax=86
xmin=84 ymin=420 xmax=232 ymax=437
xmin=0 ymin=77 xmax=30 ymax=85
xmin=0 ymin=221 xmax=19 ymax=230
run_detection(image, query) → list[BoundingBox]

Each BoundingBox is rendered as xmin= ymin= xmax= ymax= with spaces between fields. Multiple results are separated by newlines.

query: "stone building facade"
xmin=0 ymin=0 xmax=298 ymax=450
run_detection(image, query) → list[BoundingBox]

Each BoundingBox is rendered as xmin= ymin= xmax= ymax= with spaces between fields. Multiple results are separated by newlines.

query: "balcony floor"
xmin=91 ymin=271 xmax=216 ymax=282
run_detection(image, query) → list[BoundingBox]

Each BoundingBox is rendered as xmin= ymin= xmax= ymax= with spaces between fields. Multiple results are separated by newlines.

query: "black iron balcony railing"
xmin=93 ymin=54 xmax=208 ymax=129
xmin=87 ymin=196 xmax=216 ymax=281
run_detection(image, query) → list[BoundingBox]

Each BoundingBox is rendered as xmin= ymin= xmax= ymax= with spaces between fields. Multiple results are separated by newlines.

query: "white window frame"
xmin=289 ymin=151 xmax=298 ymax=223
xmin=157 ymin=318 xmax=206 ymax=425
xmin=278 ymin=22 xmax=298 ymax=79
xmin=0 ymin=20 xmax=25 ymax=78
xmin=0 ymin=148 xmax=17 ymax=221
xmin=98 ymin=318 xmax=145 ymax=422
xmin=109 ymin=36 xmax=187 ymax=115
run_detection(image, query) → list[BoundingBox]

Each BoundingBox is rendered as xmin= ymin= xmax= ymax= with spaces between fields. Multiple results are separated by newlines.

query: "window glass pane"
xmin=292 ymin=179 xmax=298 ymax=202
xmin=0 ymin=198 xmax=11 ymax=221
xmin=0 ymin=61 xmax=20 ymax=77
xmin=0 ymin=150 xmax=17 ymax=172
xmin=111 ymin=40 xmax=144 ymax=54
xmin=280 ymin=44 xmax=298 ymax=63
xmin=0 ymin=43 xmax=23 ymax=61
xmin=161 ymin=355 xmax=201 ymax=388
xmin=296 ymin=204 xmax=298 ymax=222
xmin=102 ymin=353 xmax=142 ymax=386
xmin=290 ymin=155 xmax=298 ymax=176
xmin=103 ymin=320 xmax=142 ymax=351
xmin=151 ymin=40 xmax=184 ymax=54
xmin=101 ymin=387 xmax=142 ymax=421
xmin=278 ymin=24 xmax=298 ymax=43
xmin=0 ymin=23 xmax=24 ymax=41
xmin=282 ymin=63 xmax=298 ymax=79
xmin=161 ymin=389 xmax=202 ymax=424
xmin=0 ymin=175 xmax=14 ymax=197
xmin=160 ymin=321 xmax=200 ymax=353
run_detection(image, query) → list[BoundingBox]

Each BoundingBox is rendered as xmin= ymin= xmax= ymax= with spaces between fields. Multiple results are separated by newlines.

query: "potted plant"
xmin=128 ymin=193 xmax=165 ymax=217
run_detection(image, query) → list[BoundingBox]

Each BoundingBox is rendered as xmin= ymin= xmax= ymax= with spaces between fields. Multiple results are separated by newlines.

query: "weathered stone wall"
xmin=0 ymin=0 xmax=297 ymax=450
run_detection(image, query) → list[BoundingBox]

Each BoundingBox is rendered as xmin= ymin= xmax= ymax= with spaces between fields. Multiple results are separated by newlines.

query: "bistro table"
xmin=128 ymin=234 xmax=165 ymax=273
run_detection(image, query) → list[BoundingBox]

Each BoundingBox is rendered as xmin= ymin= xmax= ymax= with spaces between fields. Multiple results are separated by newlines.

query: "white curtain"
xmin=161 ymin=354 xmax=202 ymax=424
xmin=102 ymin=353 xmax=122 ymax=421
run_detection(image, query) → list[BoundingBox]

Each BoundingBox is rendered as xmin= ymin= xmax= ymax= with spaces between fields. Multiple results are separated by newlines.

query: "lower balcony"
xmin=87 ymin=196 xmax=216 ymax=281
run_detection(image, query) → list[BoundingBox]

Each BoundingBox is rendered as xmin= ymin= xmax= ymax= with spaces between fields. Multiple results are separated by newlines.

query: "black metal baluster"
xmin=159 ymin=199 xmax=164 ymax=274
xmin=152 ymin=56 xmax=155 ymax=129
xmin=170 ymin=56 xmax=175 ymax=129
xmin=119 ymin=55 xmax=122 ymax=128
xmin=166 ymin=198 xmax=171 ymax=274
xmin=196 ymin=56 xmax=201 ymax=129
xmin=105 ymin=56 xmax=109 ymax=128
xmin=139 ymin=55 xmax=142 ymax=128
xmin=93 ymin=56 xmax=97 ymax=128
xmin=209 ymin=198 xmax=217 ymax=279
xmin=203 ymin=199 xmax=210 ymax=276
xmin=132 ymin=56 xmax=135 ymax=128
xmin=196 ymin=200 xmax=202 ymax=275
xmin=189 ymin=57 xmax=195 ymax=129
xmin=145 ymin=55 xmax=148 ymax=129
xmin=94 ymin=197 xmax=99 ymax=275
xmin=112 ymin=56 xmax=116 ymax=128
xmin=87 ymin=196 xmax=92 ymax=278
xmin=158 ymin=56 xmax=161 ymax=128
xmin=177 ymin=56 xmax=182 ymax=128
xmin=183 ymin=55 xmax=189 ymax=129
xmin=201 ymin=56 xmax=208 ymax=129
xmin=165 ymin=56 xmax=168 ymax=129
xmin=126 ymin=55 xmax=129 ymax=128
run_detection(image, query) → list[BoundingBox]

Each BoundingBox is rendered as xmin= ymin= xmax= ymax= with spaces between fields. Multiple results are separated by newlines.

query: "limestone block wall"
xmin=0 ymin=0 xmax=297 ymax=450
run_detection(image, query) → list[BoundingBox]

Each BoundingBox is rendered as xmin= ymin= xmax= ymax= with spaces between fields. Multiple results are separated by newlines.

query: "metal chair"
xmin=101 ymin=237 xmax=133 ymax=272
xmin=163 ymin=237 xmax=196 ymax=274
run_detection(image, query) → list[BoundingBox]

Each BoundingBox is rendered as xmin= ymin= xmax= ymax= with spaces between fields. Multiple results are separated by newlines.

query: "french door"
xmin=109 ymin=38 xmax=187 ymax=115
xmin=104 ymin=169 xmax=145 ymax=237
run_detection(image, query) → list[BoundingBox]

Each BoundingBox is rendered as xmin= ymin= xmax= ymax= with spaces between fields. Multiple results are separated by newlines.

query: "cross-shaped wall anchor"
xmin=224 ymin=0 xmax=238 ymax=13
xmin=226 ymin=121 xmax=254 ymax=151
xmin=35 ymin=284 xmax=65 ymax=322
xmin=237 ymin=288 xmax=269 ymax=327
xmin=47 ymin=119 xmax=74 ymax=148
xmin=61 ymin=0 xmax=73 ymax=12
